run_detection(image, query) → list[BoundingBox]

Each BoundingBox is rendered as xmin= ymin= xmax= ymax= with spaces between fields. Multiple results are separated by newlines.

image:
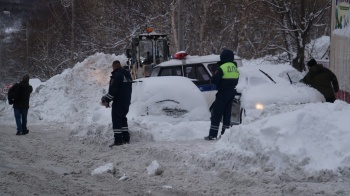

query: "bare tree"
xmin=0 ymin=0 xmax=332 ymax=85
xmin=253 ymin=0 xmax=331 ymax=71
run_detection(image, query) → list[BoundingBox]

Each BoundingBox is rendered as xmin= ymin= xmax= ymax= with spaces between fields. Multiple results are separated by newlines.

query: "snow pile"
xmin=215 ymin=101 xmax=350 ymax=172
xmin=1 ymin=53 xmax=125 ymax=137
xmin=147 ymin=160 xmax=163 ymax=176
xmin=91 ymin=163 xmax=115 ymax=176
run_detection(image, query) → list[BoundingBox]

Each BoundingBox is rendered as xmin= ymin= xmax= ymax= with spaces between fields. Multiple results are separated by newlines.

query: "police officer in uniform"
xmin=205 ymin=49 xmax=239 ymax=140
xmin=102 ymin=60 xmax=133 ymax=146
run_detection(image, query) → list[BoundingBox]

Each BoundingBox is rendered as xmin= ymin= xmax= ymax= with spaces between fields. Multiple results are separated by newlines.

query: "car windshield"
xmin=151 ymin=67 xmax=160 ymax=77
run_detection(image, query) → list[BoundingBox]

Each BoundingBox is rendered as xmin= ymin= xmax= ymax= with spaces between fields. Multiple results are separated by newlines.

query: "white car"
xmin=236 ymin=62 xmax=325 ymax=123
xmin=130 ymin=76 xmax=210 ymax=121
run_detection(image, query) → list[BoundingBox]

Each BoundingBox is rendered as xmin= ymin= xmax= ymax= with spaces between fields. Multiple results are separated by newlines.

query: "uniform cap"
xmin=220 ymin=49 xmax=234 ymax=63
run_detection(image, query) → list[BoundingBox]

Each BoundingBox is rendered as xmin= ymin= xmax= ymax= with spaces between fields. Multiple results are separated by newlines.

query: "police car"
xmin=150 ymin=51 xmax=244 ymax=125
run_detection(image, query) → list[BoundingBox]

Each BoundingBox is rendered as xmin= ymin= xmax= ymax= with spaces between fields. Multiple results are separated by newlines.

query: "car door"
xmin=183 ymin=63 xmax=215 ymax=91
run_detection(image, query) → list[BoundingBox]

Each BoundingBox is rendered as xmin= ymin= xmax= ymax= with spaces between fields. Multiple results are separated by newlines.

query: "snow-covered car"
xmin=130 ymin=76 xmax=210 ymax=121
xmin=150 ymin=52 xmax=244 ymax=125
xmin=236 ymin=62 xmax=325 ymax=123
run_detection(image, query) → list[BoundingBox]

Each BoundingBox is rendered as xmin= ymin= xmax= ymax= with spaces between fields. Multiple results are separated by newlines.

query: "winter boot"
xmin=205 ymin=128 xmax=218 ymax=140
xmin=122 ymin=131 xmax=130 ymax=144
xmin=204 ymin=135 xmax=217 ymax=140
xmin=221 ymin=129 xmax=226 ymax=136
xmin=114 ymin=133 xmax=123 ymax=146
xmin=221 ymin=125 xmax=230 ymax=136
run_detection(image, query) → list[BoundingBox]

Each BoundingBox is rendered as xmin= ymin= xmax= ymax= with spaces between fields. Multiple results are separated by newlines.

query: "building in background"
xmin=330 ymin=0 xmax=350 ymax=103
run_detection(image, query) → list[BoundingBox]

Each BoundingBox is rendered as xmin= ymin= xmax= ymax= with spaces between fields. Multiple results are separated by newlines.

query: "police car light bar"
xmin=173 ymin=51 xmax=188 ymax=59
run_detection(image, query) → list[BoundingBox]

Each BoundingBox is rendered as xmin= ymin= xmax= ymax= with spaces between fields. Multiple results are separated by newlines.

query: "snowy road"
xmin=1 ymin=123 xmax=349 ymax=196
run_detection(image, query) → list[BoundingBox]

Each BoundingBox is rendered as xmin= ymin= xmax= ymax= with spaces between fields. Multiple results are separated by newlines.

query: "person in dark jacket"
xmin=142 ymin=51 xmax=153 ymax=77
xmin=301 ymin=59 xmax=339 ymax=103
xmin=101 ymin=60 xmax=133 ymax=146
xmin=205 ymin=49 xmax=239 ymax=140
xmin=12 ymin=74 xmax=33 ymax=135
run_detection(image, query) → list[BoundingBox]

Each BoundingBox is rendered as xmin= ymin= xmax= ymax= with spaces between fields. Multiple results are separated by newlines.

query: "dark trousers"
xmin=209 ymin=91 xmax=235 ymax=137
xmin=326 ymin=96 xmax=336 ymax=103
xmin=112 ymin=102 xmax=130 ymax=142
xmin=14 ymin=108 xmax=28 ymax=133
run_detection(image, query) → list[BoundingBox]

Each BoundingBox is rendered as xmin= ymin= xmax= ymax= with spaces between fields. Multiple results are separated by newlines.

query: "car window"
xmin=198 ymin=66 xmax=210 ymax=81
xmin=207 ymin=63 xmax=218 ymax=75
xmin=160 ymin=67 xmax=172 ymax=76
xmin=151 ymin=67 xmax=160 ymax=77
xmin=185 ymin=67 xmax=195 ymax=79
xmin=184 ymin=64 xmax=210 ymax=82
xmin=173 ymin=67 xmax=182 ymax=76
xmin=175 ymin=69 xmax=182 ymax=76
xmin=159 ymin=67 xmax=183 ymax=76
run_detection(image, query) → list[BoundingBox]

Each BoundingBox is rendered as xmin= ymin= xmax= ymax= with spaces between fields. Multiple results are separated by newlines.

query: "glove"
xmin=101 ymin=96 xmax=111 ymax=108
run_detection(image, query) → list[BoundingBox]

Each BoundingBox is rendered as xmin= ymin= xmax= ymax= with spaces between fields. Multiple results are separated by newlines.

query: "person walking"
xmin=142 ymin=51 xmax=153 ymax=77
xmin=301 ymin=59 xmax=339 ymax=103
xmin=101 ymin=60 xmax=133 ymax=146
xmin=205 ymin=49 xmax=239 ymax=140
xmin=10 ymin=74 xmax=33 ymax=135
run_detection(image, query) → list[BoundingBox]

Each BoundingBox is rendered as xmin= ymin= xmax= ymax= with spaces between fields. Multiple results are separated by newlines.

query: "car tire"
xmin=239 ymin=107 xmax=245 ymax=124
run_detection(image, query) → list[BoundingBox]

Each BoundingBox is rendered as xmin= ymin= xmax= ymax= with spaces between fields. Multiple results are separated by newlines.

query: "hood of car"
xmin=130 ymin=76 xmax=210 ymax=120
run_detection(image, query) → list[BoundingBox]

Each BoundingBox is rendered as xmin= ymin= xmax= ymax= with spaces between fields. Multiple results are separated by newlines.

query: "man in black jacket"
xmin=11 ymin=74 xmax=33 ymax=135
xmin=301 ymin=59 xmax=339 ymax=103
xmin=205 ymin=49 xmax=239 ymax=140
xmin=101 ymin=60 xmax=133 ymax=146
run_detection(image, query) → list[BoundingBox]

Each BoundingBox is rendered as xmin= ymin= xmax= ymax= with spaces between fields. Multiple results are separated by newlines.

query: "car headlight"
xmin=255 ymin=103 xmax=264 ymax=110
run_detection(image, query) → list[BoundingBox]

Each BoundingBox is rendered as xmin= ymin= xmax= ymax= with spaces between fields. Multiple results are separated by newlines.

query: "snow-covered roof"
xmin=156 ymin=54 xmax=242 ymax=67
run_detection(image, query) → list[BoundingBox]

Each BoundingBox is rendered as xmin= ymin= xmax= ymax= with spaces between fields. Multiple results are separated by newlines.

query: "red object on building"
xmin=336 ymin=90 xmax=350 ymax=103
xmin=1 ymin=84 xmax=13 ymax=94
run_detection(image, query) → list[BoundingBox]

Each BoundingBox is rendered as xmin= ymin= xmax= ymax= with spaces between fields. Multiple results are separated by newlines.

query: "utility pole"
xmin=71 ymin=0 xmax=75 ymax=65
xmin=0 ymin=40 xmax=2 ymax=82
xmin=26 ymin=19 xmax=29 ymax=71
xmin=61 ymin=0 xmax=75 ymax=65
xmin=178 ymin=0 xmax=184 ymax=51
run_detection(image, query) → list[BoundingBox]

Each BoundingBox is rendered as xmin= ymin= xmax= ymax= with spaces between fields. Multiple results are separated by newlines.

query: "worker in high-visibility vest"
xmin=205 ymin=49 xmax=239 ymax=140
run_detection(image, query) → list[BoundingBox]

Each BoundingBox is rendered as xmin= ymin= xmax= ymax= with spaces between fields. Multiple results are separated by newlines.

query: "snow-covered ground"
xmin=1 ymin=46 xmax=350 ymax=195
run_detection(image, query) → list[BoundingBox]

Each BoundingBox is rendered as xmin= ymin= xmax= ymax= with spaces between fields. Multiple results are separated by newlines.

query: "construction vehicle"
xmin=125 ymin=27 xmax=170 ymax=79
